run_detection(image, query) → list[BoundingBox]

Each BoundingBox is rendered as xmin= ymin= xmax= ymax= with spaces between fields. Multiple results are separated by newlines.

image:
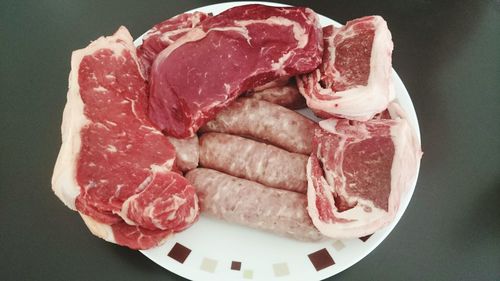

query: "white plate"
xmin=136 ymin=2 xmax=421 ymax=281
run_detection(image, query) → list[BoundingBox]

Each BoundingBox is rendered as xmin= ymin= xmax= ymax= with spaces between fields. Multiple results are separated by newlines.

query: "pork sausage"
xmin=185 ymin=168 xmax=324 ymax=241
xmin=199 ymin=133 xmax=308 ymax=193
xmin=167 ymin=135 xmax=199 ymax=172
xmin=247 ymin=80 xmax=306 ymax=109
xmin=200 ymin=98 xmax=317 ymax=154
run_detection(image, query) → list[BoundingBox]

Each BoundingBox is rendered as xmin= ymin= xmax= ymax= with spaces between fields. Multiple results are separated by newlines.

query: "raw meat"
xmin=148 ymin=4 xmax=323 ymax=137
xmin=201 ymin=98 xmax=318 ymax=154
xmin=297 ymin=16 xmax=395 ymax=121
xmin=307 ymin=103 xmax=422 ymax=238
xmin=51 ymin=26 xmax=199 ymax=249
xmin=199 ymin=133 xmax=308 ymax=193
xmin=80 ymin=214 xmax=172 ymax=250
xmin=137 ymin=12 xmax=210 ymax=75
xmin=252 ymin=77 xmax=290 ymax=92
xmin=167 ymin=135 xmax=199 ymax=172
xmin=185 ymin=168 xmax=324 ymax=241
xmin=246 ymin=78 xmax=306 ymax=109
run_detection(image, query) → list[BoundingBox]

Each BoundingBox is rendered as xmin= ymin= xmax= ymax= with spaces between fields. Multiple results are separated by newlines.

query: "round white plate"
xmin=136 ymin=2 xmax=421 ymax=281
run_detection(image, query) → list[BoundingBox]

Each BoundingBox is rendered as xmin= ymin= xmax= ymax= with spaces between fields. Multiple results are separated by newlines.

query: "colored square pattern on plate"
xmin=167 ymin=243 xmax=191 ymax=264
xmin=308 ymin=248 xmax=335 ymax=271
xmin=231 ymin=261 xmax=242 ymax=271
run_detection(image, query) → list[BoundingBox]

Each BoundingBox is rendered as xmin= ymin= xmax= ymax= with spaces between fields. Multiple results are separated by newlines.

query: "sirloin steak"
xmin=307 ymin=103 xmax=422 ymax=238
xmin=297 ymin=16 xmax=394 ymax=121
xmin=51 ymin=26 xmax=199 ymax=249
xmin=149 ymin=4 xmax=323 ymax=138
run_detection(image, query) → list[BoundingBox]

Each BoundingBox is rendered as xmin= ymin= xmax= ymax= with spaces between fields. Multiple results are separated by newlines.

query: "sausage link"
xmin=167 ymin=135 xmax=199 ymax=172
xmin=199 ymin=133 xmax=307 ymax=193
xmin=248 ymin=83 xmax=306 ymax=109
xmin=200 ymin=98 xmax=317 ymax=154
xmin=185 ymin=168 xmax=324 ymax=241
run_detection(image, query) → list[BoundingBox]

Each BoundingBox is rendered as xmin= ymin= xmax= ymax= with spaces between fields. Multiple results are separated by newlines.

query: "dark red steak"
xmin=137 ymin=11 xmax=210 ymax=76
xmin=148 ymin=4 xmax=323 ymax=137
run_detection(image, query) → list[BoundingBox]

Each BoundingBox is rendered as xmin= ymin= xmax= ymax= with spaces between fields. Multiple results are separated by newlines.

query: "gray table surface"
xmin=1 ymin=0 xmax=499 ymax=280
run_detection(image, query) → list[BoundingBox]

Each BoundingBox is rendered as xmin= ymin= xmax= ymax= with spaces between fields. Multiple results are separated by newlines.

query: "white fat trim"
xmin=145 ymin=12 xmax=204 ymax=39
xmin=389 ymin=110 xmax=422 ymax=212
xmin=160 ymin=27 xmax=196 ymax=44
xmin=80 ymin=213 xmax=116 ymax=244
xmin=271 ymin=51 xmax=293 ymax=75
xmin=304 ymin=8 xmax=320 ymax=27
xmin=210 ymin=26 xmax=251 ymax=44
xmin=118 ymin=173 xmax=155 ymax=226
xmin=51 ymin=26 xmax=141 ymax=210
xmin=307 ymin=158 xmax=322 ymax=232
xmin=307 ymin=117 xmax=417 ymax=238
xmin=308 ymin=154 xmax=393 ymax=238
xmin=304 ymin=17 xmax=394 ymax=121
xmin=190 ymin=12 xmax=203 ymax=27
xmin=117 ymin=160 xmax=174 ymax=225
xmin=152 ymin=28 xmax=207 ymax=72
xmin=223 ymin=83 xmax=231 ymax=94
xmin=235 ymin=17 xmax=308 ymax=48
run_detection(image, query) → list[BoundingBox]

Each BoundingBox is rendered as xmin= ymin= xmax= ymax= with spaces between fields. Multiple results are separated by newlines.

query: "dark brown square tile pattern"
xmin=359 ymin=234 xmax=373 ymax=242
xmin=308 ymin=248 xmax=335 ymax=271
xmin=167 ymin=243 xmax=191 ymax=264
xmin=231 ymin=261 xmax=241 ymax=271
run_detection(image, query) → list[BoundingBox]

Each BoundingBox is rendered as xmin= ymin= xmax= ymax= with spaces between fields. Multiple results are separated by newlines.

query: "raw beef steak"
xmin=307 ymin=103 xmax=422 ymax=238
xmin=51 ymin=26 xmax=199 ymax=249
xmin=137 ymin=11 xmax=210 ymax=75
xmin=148 ymin=4 xmax=323 ymax=138
xmin=297 ymin=16 xmax=394 ymax=121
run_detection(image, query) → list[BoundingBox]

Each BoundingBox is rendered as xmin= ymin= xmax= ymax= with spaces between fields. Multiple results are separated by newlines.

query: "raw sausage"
xmin=199 ymin=133 xmax=308 ymax=193
xmin=167 ymin=135 xmax=199 ymax=172
xmin=185 ymin=168 xmax=324 ymax=241
xmin=200 ymin=98 xmax=317 ymax=154
xmin=247 ymin=79 xmax=306 ymax=109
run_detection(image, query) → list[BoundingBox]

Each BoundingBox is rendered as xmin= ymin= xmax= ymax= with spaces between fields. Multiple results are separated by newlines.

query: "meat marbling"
xmin=149 ymin=4 xmax=323 ymax=137
xmin=51 ymin=26 xmax=199 ymax=249
xmin=137 ymin=11 xmax=210 ymax=75
xmin=167 ymin=135 xmax=199 ymax=172
xmin=307 ymin=103 xmax=422 ymax=238
xmin=297 ymin=16 xmax=395 ymax=121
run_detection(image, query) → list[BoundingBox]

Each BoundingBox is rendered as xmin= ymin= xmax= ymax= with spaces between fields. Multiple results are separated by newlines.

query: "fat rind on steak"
xmin=297 ymin=16 xmax=395 ymax=121
xmin=52 ymin=26 xmax=199 ymax=249
xmin=307 ymin=103 xmax=422 ymax=238
xmin=148 ymin=4 xmax=323 ymax=138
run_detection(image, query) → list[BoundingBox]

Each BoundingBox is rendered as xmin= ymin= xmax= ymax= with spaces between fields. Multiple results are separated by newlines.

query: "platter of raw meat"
xmin=51 ymin=1 xmax=422 ymax=280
